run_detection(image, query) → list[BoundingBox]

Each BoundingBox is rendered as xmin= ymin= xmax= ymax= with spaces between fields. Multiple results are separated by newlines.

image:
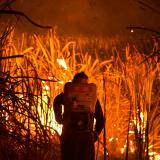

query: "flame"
xmin=38 ymin=83 xmax=62 ymax=135
xmin=121 ymin=148 xmax=124 ymax=154
xmin=109 ymin=137 xmax=114 ymax=142
xmin=155 ymin=154 xmax=160 ymax=160
xmin=57 ymin=58 xmax=68 ymax=70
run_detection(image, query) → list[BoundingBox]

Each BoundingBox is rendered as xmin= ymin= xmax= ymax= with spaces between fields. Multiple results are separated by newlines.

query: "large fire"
xmin=0 ymin=30 xmax=160 ymax=159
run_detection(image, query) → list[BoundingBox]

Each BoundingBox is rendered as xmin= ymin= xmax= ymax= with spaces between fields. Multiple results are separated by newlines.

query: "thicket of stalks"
xmin=0 ymin=28 xmax=159 ymax=160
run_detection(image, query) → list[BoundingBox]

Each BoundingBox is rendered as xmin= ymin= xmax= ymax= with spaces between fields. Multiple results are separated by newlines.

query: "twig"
xmin=135 ymin=0 xmax=160 ymax=15
xmin=11 ymin=76 xmax=59 ymax=82
xmin=0 ymin=0 xmax=15 ymax=10
xmin=139 ymin=50 xmax=160 ymax=65
xmin=0 ymin=9 xmax=52 ymax=29
xmin=0 ymin=55 xmax=24 ymax=59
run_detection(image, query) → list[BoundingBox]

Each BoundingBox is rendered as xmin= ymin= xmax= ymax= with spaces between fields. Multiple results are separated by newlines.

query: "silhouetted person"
xmin=53 ymin=72 xmax=104 ymax=160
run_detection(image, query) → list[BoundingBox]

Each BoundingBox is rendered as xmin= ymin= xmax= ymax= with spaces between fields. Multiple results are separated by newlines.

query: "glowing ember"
xmin=131 ymin=29 xmax=134 ymax=33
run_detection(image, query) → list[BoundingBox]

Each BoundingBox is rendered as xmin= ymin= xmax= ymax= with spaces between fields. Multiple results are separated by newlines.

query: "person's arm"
xmin=94 ymin=99 xmax=104 ymax=140
xmin=53 ymin=93 xmax=64 ymax=124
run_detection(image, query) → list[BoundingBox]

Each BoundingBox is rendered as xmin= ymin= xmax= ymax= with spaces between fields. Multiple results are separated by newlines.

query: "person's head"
xmin=72 ymin=72 xmax=88 ymax=84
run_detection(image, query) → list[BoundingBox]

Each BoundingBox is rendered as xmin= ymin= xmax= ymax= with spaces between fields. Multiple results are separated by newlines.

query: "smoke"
xmin=2 ymin=0 xmax=160 ymax=36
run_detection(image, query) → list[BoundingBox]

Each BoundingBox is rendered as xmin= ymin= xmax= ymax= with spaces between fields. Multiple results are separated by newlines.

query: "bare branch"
xmin=0 ymin=0 xmax=15 ymax=9
xmin=126 ymin=26 xmax=160 ymax=35
xmin=0 ymin=55 xmax=24 ymax=59
xmin=0 ymin=9 xmax=52 ymax=29
xmin=136 ymin=0 xmax=160 ymax=15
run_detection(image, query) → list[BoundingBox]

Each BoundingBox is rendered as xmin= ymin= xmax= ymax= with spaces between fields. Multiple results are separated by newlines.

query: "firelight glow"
xmin=57 ymin=58 xmax=68 ymax=70
xmin=38 ymin=83 xmax=63 ymax=135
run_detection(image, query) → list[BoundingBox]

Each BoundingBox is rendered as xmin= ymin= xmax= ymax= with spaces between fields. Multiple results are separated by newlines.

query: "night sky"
xmin=2 ymin=0 xmax=160 ymax=36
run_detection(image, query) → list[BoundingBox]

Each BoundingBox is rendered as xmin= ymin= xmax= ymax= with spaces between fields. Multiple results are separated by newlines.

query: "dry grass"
xmin=0 ymin=29 xmax=159 ymax=160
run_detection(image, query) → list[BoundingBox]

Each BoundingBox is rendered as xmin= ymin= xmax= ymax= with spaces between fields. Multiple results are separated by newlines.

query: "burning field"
xmin=0 ymin=28 xmax=160 ymax=160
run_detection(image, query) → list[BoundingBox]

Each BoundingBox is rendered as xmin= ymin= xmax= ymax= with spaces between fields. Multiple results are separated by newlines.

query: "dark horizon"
xmin=1 ymin=0 xmax=160 ymax=36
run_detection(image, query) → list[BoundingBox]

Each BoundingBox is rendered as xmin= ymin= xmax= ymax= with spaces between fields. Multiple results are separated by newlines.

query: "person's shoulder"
xmin=55 ymin=92 xmax=64 ymax=99
xmin=64 ymin=82 xmax=72 ymax=88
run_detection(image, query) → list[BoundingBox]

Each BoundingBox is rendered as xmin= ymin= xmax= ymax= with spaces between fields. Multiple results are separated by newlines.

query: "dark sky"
xmin=3 ymin=0 xmax=160 ymax=36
